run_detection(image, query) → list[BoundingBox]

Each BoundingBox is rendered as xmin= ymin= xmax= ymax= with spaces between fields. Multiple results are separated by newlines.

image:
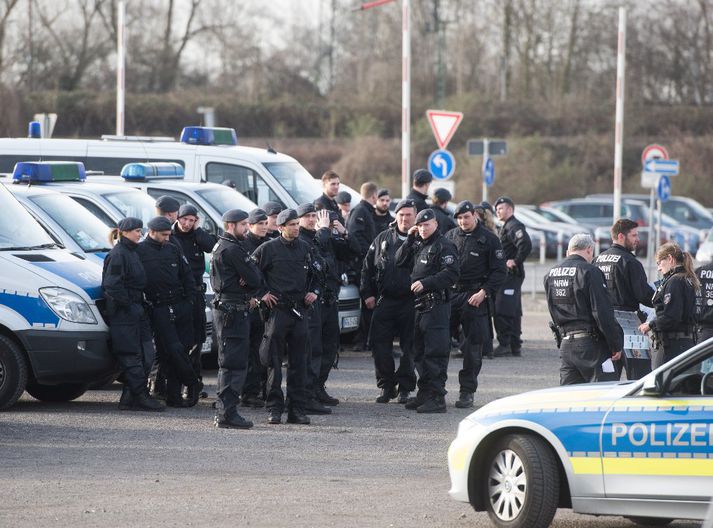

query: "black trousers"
xmin=109 ymin=303 xmax=155 ymax=395
xmin=188 ymin=290 xmax=206 ymax=375
xmin=319 ymin=298 xmax=340 ymax=388
xmin=652 ymin=336 xmax=696 ymax=370
xmin=259 ymin=308 xmax=309 ymax=412
xmin=414 ymin=302 xmax=451 ymax=397
xmin=560 ymin=337 xmax=618 ymax=385
xmin=494 ymin=273 xmax=523 ymax=349
xmin=370 ymin=296 xmax=416 ymax=392
xmin=450 ymin=292 xmax=489 ymax=394
xmin=214 ymin=306 xmax=250 ymax=418
xmin=242 ymin=310 xmax=267 ymax=399
xmin=306 ymin=302 xmax=323 ymax=397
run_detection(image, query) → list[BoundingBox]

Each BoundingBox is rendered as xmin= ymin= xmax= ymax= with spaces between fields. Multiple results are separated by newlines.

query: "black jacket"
xmin=102 ymin=237 xmax=146 ymax=308
xmin=649 ymin=266 xmax=697 ymax=334
xmin=593 ymin=243 xmax=654 ymax=312
xmin=315 ymin=193 xmax=345 ymax=226
xmin=499 ymin=215 xmax=532 ymax=277
xmin=544 ymin=254 xmax=624 ymax=353
xmin=243 ymin=231 xmax=267 ymax=254
xmin=300 ymin=226 xmax=358 ymax=295
xmin=172 ymin=225 xmax=218 ymax=288
xmin=395 ymin=231 xmax=459 ymax=293
xmin=361 ymin=226 xmax=413 ymax=300
xmin=696 ymin=263 xmax=713 ymax=327
xmin=445 ymin=223 xmax=506 ymax=296
xmin=347 ymin=199 xmax=377 ymax=258
xmin=405 ymin=189 xmax=429 ymax=213
xmin=253 ymin=235 xmax=319 ymax=301
xmin=432 ymin=205 xmax=456 ymax=236
xmin=210 ymin=233 xmax=263 ymax=302
xmin=136 ymin=236 xmax=195 ymax=303
xmin=373 ymin=211 xmax=394 ymax=235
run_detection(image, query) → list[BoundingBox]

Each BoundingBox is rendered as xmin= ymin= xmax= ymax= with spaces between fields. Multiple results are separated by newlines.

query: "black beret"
xmin=296 ymin=203 xmax=316 ymax=217
xmin=412 ymin=168 xmax=433 ymax=185
xmin=147 ymin=216 xmax=173 ymax=231
xmin=177 ymin=204 xmax=198 ymax=218
xmin=262 ymin=201 xmax=283 ymax=216
xmin=494 ymin=196 xmax=514 ymax=208
xmin=221 ymin=179 xmax=236 ymax=188
xmin=117 ymin=217 xmax=142 ymax=232
xmin=276 ymin=208 xmax=298 ymax=226
xmin=377 ymin=188 xmax=390 ymax=198
xmin=415 ymin=208 xmax=436 ymax=224
xmin=154 ymin=195 xmax=180 ymax=213
xmin=248 ymin=208 xmax=268 ymax=224
xmin=480 ymin=201 xmax=494 ymax=214
xmin=335 ymin=191 xmax=352 ymax=204
xmin=454 ymin=200 xmax=475 ymax=218
xmin=222 ymin=209 xmax=249 ymax=223
xmin=394 ymin=198 xmax=416 ymax=213
xmin=433 ymin=188 xmax=452 ymax=202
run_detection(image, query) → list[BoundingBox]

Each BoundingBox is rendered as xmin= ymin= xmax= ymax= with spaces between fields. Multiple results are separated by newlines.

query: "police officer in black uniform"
xmin=544 ymin=234 xmax=623 ymax=385
xmin=396 ymin=208 xmax=459 ymax=413
xmin=253 ymin=209 xmax=319 ymax=425
xmin=155 ymin=195 xmax=181 ymax=231
xmin=431 ymin=188 xmax=456 ymax=235
xmin=102 ymin=217 xmax=163 ymax=411
xmin=137 ymin=216 xmax=202 ymax=407
xmin=493 ymin=196 xmax=532 ymax=356
xmin=361 ymin=199 xmax=418 ymax=404
xmin=593 ymin=219 xmax=655 ymax=380
xmin=373 ymin=188 xmax=394 ymax=235
xmin=696 ymin=258 xmax=713 ymax=345
xmin=262 ymin=201 xmax=283 ymax=240
xmin=210 ymin=209 xmax=264 ymax=429
xmin=335 ymin=191 xmax=352 ymax=224
xmin=406 ymin=169 xmax=432 ymax=213
xmin=314 ymin=170 xmax=345 ymax=225
xmin=446 ymin=201 xmax=506 ymax=408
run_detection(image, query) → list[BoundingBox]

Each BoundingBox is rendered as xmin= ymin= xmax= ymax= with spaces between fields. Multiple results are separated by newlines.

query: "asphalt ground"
xmin=0 ymin=296 xmax=703 ymax=528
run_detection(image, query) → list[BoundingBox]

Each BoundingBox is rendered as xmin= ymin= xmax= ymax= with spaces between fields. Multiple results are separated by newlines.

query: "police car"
xmin=448 ymin=339 xmax=713 ymax=527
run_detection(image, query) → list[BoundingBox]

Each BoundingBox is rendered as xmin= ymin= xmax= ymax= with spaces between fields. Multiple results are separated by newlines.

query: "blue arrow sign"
xmin=428 ymin=149 xmax=456 ymax=181
xmin=644 ymin=159 xmax=679 ymax=175
xmin=483 ymin=158 xmax=495 ymax=186
xmin=657 ymin=175 xmax=672 ymax=202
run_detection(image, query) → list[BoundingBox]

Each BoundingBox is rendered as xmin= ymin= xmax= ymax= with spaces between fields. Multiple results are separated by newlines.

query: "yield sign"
xmin=426 ymin=110 xmax=463 ymax=150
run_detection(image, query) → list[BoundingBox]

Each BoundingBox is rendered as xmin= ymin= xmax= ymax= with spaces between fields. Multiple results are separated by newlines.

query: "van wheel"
xmin=26 ymin=382 xmax=88 ymax=402
xmin=0 ymin=335 xmax=28 ymax=410
xmin=625 ymin=517 xmax=673 ymax=526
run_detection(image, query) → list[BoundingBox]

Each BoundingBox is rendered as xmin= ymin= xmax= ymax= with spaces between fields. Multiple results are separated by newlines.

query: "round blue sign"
xmin=428 ymin=149 xmax=456 ymax=181
xmin=657 ymin=174 xmax=671 ymax=202
xmin=483 ymin=158 xmax=495 ymax=186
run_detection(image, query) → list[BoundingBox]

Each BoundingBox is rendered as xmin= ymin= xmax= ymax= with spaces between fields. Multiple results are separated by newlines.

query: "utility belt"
xmin=414 ymin=290 xmax=448 ymax=313
xmin=213 ymin=300 xmax=250 ymax=312
xmin=453 ymin=282 xmax=484 ymax=293
xmin=145 ymin=288 xmax=185 ymax=307
xmin=275 ymin=299 xmax=305 ymax=321
xmin=658 ymin=331 xmax=694 ymax=340
xmin=561 ymin=327 xmax=599 ymax=341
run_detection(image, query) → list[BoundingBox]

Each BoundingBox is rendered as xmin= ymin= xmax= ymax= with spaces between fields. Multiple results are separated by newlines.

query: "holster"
xmin=549 ymin=321 xmax=562 ymax=349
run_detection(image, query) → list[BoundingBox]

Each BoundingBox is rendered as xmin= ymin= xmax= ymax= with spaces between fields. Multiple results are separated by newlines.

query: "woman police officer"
xmin=102 ymin=217 xmax=164 ymax=411
xmin=639 ymin=242 xmax=699 ymax=368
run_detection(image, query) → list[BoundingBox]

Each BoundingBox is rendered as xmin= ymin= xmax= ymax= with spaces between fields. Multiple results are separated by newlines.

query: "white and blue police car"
xmin=448 ymin=339 xmax=713 ymax=527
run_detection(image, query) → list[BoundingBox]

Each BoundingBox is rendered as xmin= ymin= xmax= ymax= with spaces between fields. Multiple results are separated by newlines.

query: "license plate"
xmin=341 ymin=316 xmax=359 ymax=329
xmin=201 ymin=340 xmax=212 ymax=353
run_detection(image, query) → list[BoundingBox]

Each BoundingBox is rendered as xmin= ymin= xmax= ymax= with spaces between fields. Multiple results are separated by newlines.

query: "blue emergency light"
xmin=120 ymin=162 xmax=185 ymax=181
xmin=12 ymin=161 xmax=86 ymax=183
xmin=179 ymin=126 xmax=238 ymax=146
xmin=28 ymin=121 xmax=42 ymax=138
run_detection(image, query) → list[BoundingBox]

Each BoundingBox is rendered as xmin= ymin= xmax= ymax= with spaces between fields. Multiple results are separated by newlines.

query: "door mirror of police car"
xmin=641 ymin=372 xmax=666 ymax=396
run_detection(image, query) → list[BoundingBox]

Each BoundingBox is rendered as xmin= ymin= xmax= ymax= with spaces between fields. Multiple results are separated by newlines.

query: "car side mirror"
xmin=642 ymin=371 xmax=666 ymax=396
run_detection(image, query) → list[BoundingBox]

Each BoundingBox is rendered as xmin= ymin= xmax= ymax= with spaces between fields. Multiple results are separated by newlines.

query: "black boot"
xmin=511 ymin=346 xmax=522 ymax=357
xmin=375 ymin=386 xmax=397 ymax=403
xmin=303 ymin=398 xmax=332 ymax=415
xmin=118 ymin=385 xmax=134 ymax=410
xmin=133 ymin=391 xmax=165 ymax=412
xmin=165 ymin=377 xmax=184 ymax=407
xmin=417 ymin=394 xmax=447 ymax=414
xmin=404 ymin=391 xmax=428 ymax=410
xmin=396 ymin=390 xmax=410 ymax=404
xmin=184 ymin=380 xmax=204 ymax=408
xmin=267 ymin=408 xmax=282 ymax=424
xmin=493 ymin=344 xmax=511 ymax=357
xmin=316 ymin=386 xmax=339 ymax=406
xmin=215 ymin=411 xmax=253 ymax=429
xmin=455 ymin=392 xmax=474 ymax=409
xmin=286 ymin=408 xmax=311 ymax=425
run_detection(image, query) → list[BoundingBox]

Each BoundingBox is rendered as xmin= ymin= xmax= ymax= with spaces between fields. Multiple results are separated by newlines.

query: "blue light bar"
xmin=120 ymin=162 xmax=185 ymax=181
xmin=12 ymin=161 xmax=86 ymax=183
xmin=179 ymin=126 xmax=238 ymax=146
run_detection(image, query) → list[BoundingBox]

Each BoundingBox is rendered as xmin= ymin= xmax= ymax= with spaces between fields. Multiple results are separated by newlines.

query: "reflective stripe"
xmin=571 ymin=456 xmax=713 ymax=476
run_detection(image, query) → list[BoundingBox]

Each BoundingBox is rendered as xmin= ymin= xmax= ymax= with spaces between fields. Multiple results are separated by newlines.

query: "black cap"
xmin=296 ymin=203 xmax=316 ymax=217
xmin=177 ymin=204 xmax=198 ymax=218
xmin=248 ymin=208 xmax=268 ymax=224
xmin=412 ymin=168 xmax=433 ymax=185
xmin=262 ymin=201 xmax=283 ymax=216
xmin=494 ymin=196 xmax=514 ymax=208
xmin=433 ymin=188 xmax=452 ymax=202
xmin=454 ymin=200 xmax=475 ymax=218
xmin=377 ymin=188 xmax=390 ymax=198
xmin=222 ymin=209 xmax=249 ymax=223
xmin=394 ymin=198 xmax=416 ymax=213
xmin=480 ymin=201 xmax=494 ymax=214
xmin=276 ymin=209 xmax=298 ymax=226
xmin=117 ymin=217 xmax=142 ymax=231
xmin=147 ymin=216 xmax=173 ymax=231
xmin=335 ymin=191 xmax=352 ymax=204
xmin=415 ymin=208 xmax=436 ymax=224
xmin=221 ymin=179 xmax=236 ymax=188
xmin=155 ymin=195 xmax=180 ymax=213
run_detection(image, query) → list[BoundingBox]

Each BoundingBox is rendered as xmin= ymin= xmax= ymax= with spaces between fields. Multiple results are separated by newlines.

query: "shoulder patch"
xmin=442 ymin=255 xmax=455 ymax=265
xmin=495 ymin=249 xmax=504 ymax=260
xmin=664 ymin=292 xmax=671 ymax=305
xmin=515 ymin=229 xmax=524 ymax=239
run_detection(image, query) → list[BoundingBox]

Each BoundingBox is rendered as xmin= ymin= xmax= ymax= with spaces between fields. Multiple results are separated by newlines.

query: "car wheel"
xmin=0 ymin=335 xmax=28 ymax=410
xmin=26 ymin=382 xmax=88 ymax=402
xmin=625 ymin=517 xmax=673 ymax=526
xmin=482 ymin=434 xmax=559 ymax=528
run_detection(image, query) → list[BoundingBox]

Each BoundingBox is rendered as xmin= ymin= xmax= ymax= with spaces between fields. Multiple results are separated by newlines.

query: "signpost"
xmin=483 ymin=157 xmax=495 ymax=186
xmin=426 ymin=110 xmax=463 ymax=150
xmin=466 ymin=138 xmax=507 ymax=202
xmin=640 ymin=144 xmax=675 ymax=276
xmin=428 ymin=149 xmax=456 ymax=181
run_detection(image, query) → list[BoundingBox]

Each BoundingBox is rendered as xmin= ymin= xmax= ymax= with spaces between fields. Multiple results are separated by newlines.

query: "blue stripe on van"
xmin=30 ymin=261 xmax=103 ymax=300
xmin=0 ymin=290 xmax=59 ymax=327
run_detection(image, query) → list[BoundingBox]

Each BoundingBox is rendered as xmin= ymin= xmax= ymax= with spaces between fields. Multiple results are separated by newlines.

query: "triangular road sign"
xmin=426 ymin=110 xmax=463 ymax=150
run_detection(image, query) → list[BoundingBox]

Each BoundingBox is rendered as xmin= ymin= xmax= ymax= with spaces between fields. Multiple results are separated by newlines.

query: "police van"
xmin=0 ymin=176 xmax=114 ymax=410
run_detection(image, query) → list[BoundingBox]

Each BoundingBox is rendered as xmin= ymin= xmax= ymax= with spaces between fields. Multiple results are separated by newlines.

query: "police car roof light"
xmin=12 ymin=161 xmax=86 ymax=183
xmin=120 ymin=162 xmax=185 ymax=181
xmin=179 ymin=126 xmax=238 ymax=146
xmin=28 ymin=121 xmax=42 ymax=139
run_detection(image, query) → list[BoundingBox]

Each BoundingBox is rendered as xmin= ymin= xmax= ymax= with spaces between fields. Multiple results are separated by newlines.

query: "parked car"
xmin=696 ymin=228 xmax=713 ymax=264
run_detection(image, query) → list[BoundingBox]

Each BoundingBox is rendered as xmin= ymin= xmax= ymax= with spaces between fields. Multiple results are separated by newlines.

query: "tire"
xmin=482 ymin=434 xmax=560 ymax=528
xmin=0 ymin=335 xmax=28 ymax=410
xmin=625 ymin=517 xmax=673 ymax=527
xmin=26 ymin=382 xmax=88 ymax=402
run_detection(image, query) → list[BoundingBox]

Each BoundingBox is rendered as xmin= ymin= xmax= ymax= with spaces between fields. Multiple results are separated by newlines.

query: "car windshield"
xmin=263 ymin=161 xmax=322 ymax=205
xmin=539 ymin=207 xmax=579 ymax=224
xmin=102 ymin=190 xmax=157 ymax=225
xmin=29 ymin=193 xmax=113 ymax=252
xmin=194 ymin=187 xmax=256 ymax=215
xmin=0 ymin=187 xmax=55 ymax=249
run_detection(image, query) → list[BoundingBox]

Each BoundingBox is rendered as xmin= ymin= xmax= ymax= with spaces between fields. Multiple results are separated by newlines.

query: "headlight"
xmin=39 ymin=287 xmax=97 ymax=324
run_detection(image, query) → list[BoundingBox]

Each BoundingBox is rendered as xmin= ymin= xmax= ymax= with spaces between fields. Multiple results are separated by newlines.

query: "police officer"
xmin=335 ymin=191 xmax=352 ymax=224
xmin=361 ymin=199 xmax=418 ymax=404
xmin=172 ymin=204 xmax=217 ymax=399
xmin=373 ymin=188 xmax=394 ymax=235
xmin=262 ymin=201 xmax=283 ymax=239
xmin=396 ymin=208 xmax=459 ymax=413
xmin=406 ymin=169 xmax=432 ymax=213
xmin=314 ymin=170 xmax=345 ymax=225
xmin=696 ymin=258 xmax=713 ymax=373
xmin=210 ymin=209 xmax=264 ymax=429
xmin=446 ymin=201 xmax=506 ymax=408
xmin=253 ymin=209 xmax=319 ymax=425
xmin=102 ymin=218 xmax=163 ymax=411
xmin=639 ymin=242 xmax=698 ymax=368
xmin=544 ymin=234 xmax=623 ymax=385
xmin=137 ymin=216 xmax=202 ymax=407
xmin=155 ymin=195 xmax=180 ymax=228
xmin=593 ymin=219 xmax=655 ymax=380
xmin=431 ymin=188 xmax=456 ymax=235
xmin=493 ymin=196 xmax=532 ymax=357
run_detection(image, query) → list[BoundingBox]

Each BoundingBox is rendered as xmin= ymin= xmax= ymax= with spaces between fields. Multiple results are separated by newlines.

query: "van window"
xmin=70 ymin=197 xmax=118 ymax=227
xmin=0 ymin=187 xmax=54 ymax=249
xmin=143 ymin=189 xmax=218 ymax=236
xmin=101 ymin=190 xmax=157 ymax=225
xmin=263 ymin=162 xmax=323 ymax=205
xmin=205 ymin=163 xmax=258 ymax=202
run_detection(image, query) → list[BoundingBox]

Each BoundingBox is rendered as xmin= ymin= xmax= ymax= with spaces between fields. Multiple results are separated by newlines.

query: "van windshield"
xmin=29 ymin=193 xmax=113 ymax=252
xmin=263 ymin=162 xmax=322 ymax=205
xmin=194 ymin=187 xmax=256 ymax=215
xmin=102 ymin=190 xmax=157 ymax=225
xmin=0 ymin=187 xmax=55 ymax=249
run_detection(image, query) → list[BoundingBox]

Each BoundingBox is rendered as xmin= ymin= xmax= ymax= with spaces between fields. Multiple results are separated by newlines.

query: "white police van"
xmin=0 ymin=173 xmax=114 ymax=409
